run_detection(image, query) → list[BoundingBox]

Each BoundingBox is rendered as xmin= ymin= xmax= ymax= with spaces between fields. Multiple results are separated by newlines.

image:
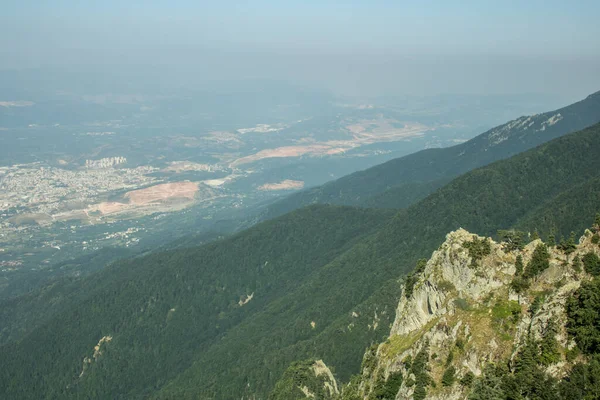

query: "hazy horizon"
xmin=2 ymin=0 xmax=600 ymax=98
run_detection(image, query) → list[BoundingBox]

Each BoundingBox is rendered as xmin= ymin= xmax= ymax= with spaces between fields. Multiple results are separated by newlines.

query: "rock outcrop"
xmin=339 ymin=228 xmax=599 ymax=400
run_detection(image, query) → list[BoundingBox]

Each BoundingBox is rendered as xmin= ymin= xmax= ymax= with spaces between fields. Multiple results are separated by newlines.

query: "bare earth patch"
xmin=125 ymin=181 xmax=199 ymax=205
xmin=91 ymin=202 xmax=129 ymax=215
xmin=164 ymin=161 xmax=221 ymax=173
xmin=230 ymin=120 xmax=429 ymax=167
xmin=258 ymin=180 xmax=305 ymax=191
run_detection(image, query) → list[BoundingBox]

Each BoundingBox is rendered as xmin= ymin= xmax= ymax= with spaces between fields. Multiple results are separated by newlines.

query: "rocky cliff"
xmin=279 ymin=224 xmax=600 ymax=400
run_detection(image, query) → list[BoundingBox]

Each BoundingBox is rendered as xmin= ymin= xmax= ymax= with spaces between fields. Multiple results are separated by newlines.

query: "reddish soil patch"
xmin=125 ymin=182 xmax=199 ymax=205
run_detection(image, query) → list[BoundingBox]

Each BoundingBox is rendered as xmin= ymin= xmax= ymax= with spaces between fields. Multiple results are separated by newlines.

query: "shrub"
xmin=510 ymin=276 xmax=530 ymax=294
xmin=463 ymin=236 xmax=491 ymax=267
xmin=460 ymin=371 xmax=474 ymax=387
xmin=498 ymin=230 xmax=527 ymax=251
xmin=454 ymin=298 xmax=470 ymax=311
xmin=437 ymin=280 xmax=456 ymax=293
xmin=442 ymin=366 xmax=456 ymax=387
xmin=405 ymin=259 xmax=427 ymax=299
xmin=445 ymin=351 xmax=454 ymax=366
xmin=529 ymin=295 xmax=545 ymax=316
xmin=492 ymin=300 xmax=521 ymax=322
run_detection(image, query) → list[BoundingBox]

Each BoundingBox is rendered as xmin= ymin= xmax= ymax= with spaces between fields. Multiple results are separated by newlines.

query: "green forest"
xmin=1 ymin=118 xmax=600 ymax=399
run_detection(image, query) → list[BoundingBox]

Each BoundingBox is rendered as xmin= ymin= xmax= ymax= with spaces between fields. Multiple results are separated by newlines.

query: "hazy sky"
xmin=2 ymin=0 xmax=599 ymax=97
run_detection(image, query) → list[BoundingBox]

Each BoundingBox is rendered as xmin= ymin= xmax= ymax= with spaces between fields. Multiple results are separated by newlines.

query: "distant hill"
xmin=265 ymin=90 xmax=600 ymax=217
xmin=2 ymin=123 xmax=600 ymax=399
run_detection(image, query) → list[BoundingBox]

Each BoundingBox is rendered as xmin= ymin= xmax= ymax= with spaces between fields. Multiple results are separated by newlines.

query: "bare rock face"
xmin=391 ymin=229 xmax=512 ymax=338
xmin=345 ymin=228 xmax=599 ymax=400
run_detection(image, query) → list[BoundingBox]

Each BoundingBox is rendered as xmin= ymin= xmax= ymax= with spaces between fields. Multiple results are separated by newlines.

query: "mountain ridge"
xmin=264 ymin=90 xmax=600 ymax=217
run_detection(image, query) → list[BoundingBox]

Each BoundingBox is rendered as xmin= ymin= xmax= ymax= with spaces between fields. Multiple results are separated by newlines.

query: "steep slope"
xmin=328 ymin=223 xmax=600 ymax=400
xmin=0 ymin=205 xmax=393 ymax=399
xmin=158 ymin=122 xmax=600 ymax=398
xmin=265 ymin=90 xmax=600 ymax=216
xmin=513 ymin=176 xmax=600 ymax=239
xmin=2 ymin=123 xmax=600 ymax=399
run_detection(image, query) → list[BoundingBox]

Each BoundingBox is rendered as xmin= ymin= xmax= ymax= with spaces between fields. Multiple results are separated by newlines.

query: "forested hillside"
xmin=265 ymin=90 xmax=600 ymax=217
xmin=0 ymin=206 xmax=394 ymax=398
xmin=1 ymin=123 xmax=600 ymax=399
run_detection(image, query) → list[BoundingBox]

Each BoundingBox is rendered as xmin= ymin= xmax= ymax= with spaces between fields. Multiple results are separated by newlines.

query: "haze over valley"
xmin=2 ymin=1 xmax=600 ymax=399
xmin=1 ymin=73 xmax=573 ymax=296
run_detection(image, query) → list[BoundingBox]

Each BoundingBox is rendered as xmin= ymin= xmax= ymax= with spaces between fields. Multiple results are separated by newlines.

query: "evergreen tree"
xmin=572 ymin=255 xmax=582 ymax=272
xmin=539 ymin=320 xmax=560 ymax=366
xmin=515 ymin=255 xmax=524 ymax=275
xmin=514 ymin=337 xmax=538 ymax=374
xmin=468 ymin=365 xmax=505 ymax=400
xmin=560 ymin=356 xmax=600 ymax=399
xmin=510 ymin=276 xmax=530 ymax=294
xmin=498 ymin=230 xmax=526 ymax=251
xmin=558 ymin=235 xmax=566 ymax=250
xmin=529 ymin=295 xmax=544 ymax=316
xmin=558 ymin=232 xmax=577 ymax=255
xmin=582 ymin=252 xmax=600 ymax=276
xmin=524 ymin=244 xmax=550 ymax=278
xmin=564 ymin=231 xmax=577 ymax=255
xmin=410 ymin=344 xmax=431 ymax=399
xmin=566 ymin=279 xmax=600 ymax=354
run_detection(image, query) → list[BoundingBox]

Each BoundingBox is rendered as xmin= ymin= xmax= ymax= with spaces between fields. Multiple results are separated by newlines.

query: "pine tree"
xmin=515 ymin=255 xmax=524 ymax=275
xmin=468 ymin=365 xmax=505 ymax=400
xmin=582 ymin=252 xmax=600 ymax=276
xmin=539 ymin=320 xmax=560 ymax=366
xmin=547 ymin=233 xmax=556 ymax=247
xmin=563 ymin=232 xmax=577 ymax=255
xmin=524 ymin=244 xmax=550 ymax=278
xmin=514 ymin=337 xmax=538 ymax=373
xmin=572 ymin=255 xmax=582 ymax=272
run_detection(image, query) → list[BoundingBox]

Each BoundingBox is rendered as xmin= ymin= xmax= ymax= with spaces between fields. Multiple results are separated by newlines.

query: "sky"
xmin=2 ymin=0 xmax=600 ymax=97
